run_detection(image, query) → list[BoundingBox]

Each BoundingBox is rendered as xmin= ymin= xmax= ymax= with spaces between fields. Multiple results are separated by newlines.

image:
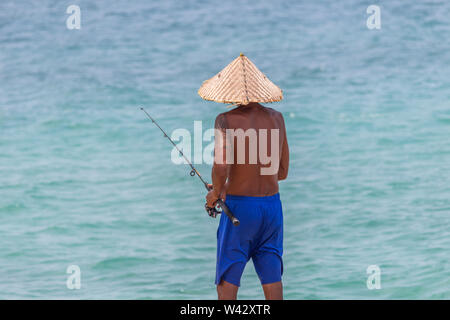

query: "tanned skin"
xmin=206 ymin=102 xmax=289 ymax=300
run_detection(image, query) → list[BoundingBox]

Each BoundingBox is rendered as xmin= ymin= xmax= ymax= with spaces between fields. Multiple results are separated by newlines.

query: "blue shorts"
xmin=215 ymin=193 xmax=283 ymax=287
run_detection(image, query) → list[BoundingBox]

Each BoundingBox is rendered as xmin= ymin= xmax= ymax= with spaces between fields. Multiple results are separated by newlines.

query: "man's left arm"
xmin=206 ymin=113 xmax=229 ymax=207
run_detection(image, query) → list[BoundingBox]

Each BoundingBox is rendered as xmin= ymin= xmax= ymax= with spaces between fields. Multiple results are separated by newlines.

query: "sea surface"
xmin=1 ymin=0 xmax=450 ymax=299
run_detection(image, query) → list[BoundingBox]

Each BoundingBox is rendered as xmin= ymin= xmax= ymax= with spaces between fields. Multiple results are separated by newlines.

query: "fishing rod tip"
xmin=140 ymin=107 xmax=144 ymax=110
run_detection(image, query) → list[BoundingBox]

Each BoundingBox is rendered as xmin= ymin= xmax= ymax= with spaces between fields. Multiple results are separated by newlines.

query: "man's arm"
xmin=206 ymin=113 xmax=229 ymax=206
xmin=278 ymin=114 xmax=289 ymax=181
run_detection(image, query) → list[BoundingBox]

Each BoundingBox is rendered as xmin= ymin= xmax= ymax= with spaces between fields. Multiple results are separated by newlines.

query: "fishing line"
xmin=140 ymin=107 xmax=240 ymax=226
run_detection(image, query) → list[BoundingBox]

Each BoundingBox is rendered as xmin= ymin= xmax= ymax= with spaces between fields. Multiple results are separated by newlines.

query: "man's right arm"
xmin=211 ymin=113 xmax=229 ymax=199
xmin=278 ymin=114 xmax=289 ymax=181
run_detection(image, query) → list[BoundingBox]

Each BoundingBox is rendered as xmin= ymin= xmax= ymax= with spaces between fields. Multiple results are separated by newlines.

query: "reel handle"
xmin=216 ymin=199 xmax=240 ymax=226
xmin=206 ymin=183 xmax=240 ymax=226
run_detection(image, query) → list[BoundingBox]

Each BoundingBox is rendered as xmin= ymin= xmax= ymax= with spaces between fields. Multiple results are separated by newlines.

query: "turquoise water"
xmin=1 ymin=0 xmax=450 ymax=299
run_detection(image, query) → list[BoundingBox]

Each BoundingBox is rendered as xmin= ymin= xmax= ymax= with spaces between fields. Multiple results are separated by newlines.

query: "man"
xmin=198 ymin=54 xmax=289 ymax=300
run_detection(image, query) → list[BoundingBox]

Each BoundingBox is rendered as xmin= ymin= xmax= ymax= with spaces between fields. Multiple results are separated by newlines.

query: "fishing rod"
xmin=140 ymin=107 xmax=240 ymax=226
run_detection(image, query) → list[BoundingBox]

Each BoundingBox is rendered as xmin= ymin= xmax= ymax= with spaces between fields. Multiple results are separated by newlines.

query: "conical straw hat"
xmin=198 ymin=53 xmax=283 ymax=105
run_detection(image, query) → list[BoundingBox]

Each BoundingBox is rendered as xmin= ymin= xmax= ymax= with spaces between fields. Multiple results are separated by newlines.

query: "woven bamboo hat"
xmin=198 ymin=53 xmax=283 ymax=105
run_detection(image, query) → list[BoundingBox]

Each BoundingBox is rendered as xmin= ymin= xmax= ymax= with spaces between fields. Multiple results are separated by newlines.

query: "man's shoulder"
xmin=215 ymin=108 xmax=239 ymax=122
xmin=260 ymin=106 xmax=285 ymax=124
xmin=264 ymin=106 xmax=283 ymax=117
xmin=215 ymin=105 xmax=285 ymax=125
xmin=216 ymin=110 xmax=229 ymax=118
xmin=214 ymin=111 xmax=229 ymax=128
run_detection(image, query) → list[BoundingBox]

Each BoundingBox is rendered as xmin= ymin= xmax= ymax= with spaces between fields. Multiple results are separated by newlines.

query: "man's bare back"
xmin=207 ymin=102 xmax=289 ymax=203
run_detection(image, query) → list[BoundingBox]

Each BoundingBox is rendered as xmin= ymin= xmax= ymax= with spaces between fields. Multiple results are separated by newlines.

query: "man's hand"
xmin=206 ymin=189 xmax=219 ymax=208
xmin=206 ymin=184 xmax=226 ymax=207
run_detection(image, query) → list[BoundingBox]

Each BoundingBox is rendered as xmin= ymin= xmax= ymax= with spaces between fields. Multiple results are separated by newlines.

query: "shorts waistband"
xmin=225 ymin=193 xmax=280 ymax=202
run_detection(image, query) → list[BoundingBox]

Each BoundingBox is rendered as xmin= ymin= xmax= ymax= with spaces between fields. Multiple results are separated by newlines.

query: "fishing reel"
xmin=205 ymin=202 xmax=222 ymax=218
